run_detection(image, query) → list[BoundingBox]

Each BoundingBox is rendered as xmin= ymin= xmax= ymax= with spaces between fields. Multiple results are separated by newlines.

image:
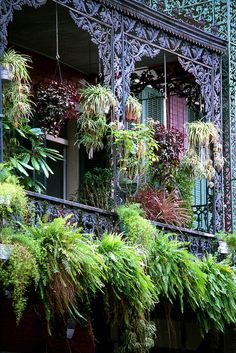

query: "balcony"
xmin=26 ymin=191 xmax=115 ymax=237
xmin=26 ymin=191 xmax=219 ymax=259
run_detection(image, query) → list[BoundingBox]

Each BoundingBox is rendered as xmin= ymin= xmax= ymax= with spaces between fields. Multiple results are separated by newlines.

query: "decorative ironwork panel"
xmin=28 ymin=193 xmax=115 ymax=237
xmin=0 ymin=0 xmax=47 ymax=56
xmin=0 ymin=0 xmax=224 ymax=232
xmin=154 ymin=221 xmax=219 ymax=259
xmin=136 ymin=0 xmax=228 ymax=38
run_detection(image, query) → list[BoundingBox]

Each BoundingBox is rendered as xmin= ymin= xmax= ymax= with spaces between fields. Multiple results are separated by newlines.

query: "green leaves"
xmin=118 ymin=203 xmax=236 ymax=336
xmin=97 ymin=233 xmax=157 ymax=312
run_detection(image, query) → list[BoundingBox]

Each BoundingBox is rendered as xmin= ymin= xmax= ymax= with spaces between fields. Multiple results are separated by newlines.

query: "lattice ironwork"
xmin=0 ymin=0 xmax=224 ymax=232
xmin=139 ymin=0 xmax=234 ymax=232
xmin=27 ymin=192 xmax=115 ymax=236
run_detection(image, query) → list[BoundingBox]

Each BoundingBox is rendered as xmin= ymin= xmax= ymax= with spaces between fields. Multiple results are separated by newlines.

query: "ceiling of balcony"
xmin=7 ymin=1 xmax=178 ymax=77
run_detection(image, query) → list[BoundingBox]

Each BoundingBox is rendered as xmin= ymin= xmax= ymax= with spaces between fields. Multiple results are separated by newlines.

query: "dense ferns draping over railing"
xmin=27 ymin=192 xmax=219 ymax=259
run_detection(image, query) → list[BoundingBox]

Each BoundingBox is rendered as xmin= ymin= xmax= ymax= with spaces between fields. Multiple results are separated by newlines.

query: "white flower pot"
xmin=218 ymin=240 xmax=229 ymax=254
xmin=0 ymin=244 xmax=13 ymax=260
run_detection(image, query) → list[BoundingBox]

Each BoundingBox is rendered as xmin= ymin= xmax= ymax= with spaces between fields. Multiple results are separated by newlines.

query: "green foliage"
xmin=125 ymin=95 xmax=142 ymax=122
xmin=97 ymin=232 xmax=157 ymax=353
xmin=1 ymin=49 xmax=32 ymax=127
xmin=185 ymin=121 xmax=224 ymax=183
xmin=23 ymin=217 xmax=105 ymax=324
xmin=0 ymin=181 xmax=27 ymax=223
xmin=148 ymin=234 xmax=206 ymax=311
xmin=111 ymin=123 xmax=158 ymax=196
xmin=174 ymin=167 xmax=194 ymax=225
xmin=117 ymin=204 xmax=156 ymax=250
xmin=98 ymin=233 xmax=156 ymax=313
xmin=76 ymin=84 xmax=115 ymax=159
xmin=117 ymin=204 xmax=236 ymax=336
xmin=80 ymin=168 xmax=113 ymax=210
xmin=0 ymin=241 xmax=40 ymax=323
xmin=119 ymin=314 xmax=156 ymax=353
xmin=196 ymin=256 xmax=236 ymax=334
xmin=77 ymin=113 xmax=108 ymax=159
xmin=79 ymin=84 xmax=116 ymax=115
xmin=1 ymin=50 xmax=62 ymax=191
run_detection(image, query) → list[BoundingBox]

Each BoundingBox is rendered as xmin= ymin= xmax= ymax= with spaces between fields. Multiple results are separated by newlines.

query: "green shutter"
xmin=140 ymin=87 xmax=164 ymax=124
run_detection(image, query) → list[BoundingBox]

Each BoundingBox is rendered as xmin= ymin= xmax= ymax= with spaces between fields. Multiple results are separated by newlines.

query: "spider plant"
xmin=80 ymin=84 xmax=116 ymax=115
xmin=76 ymin=112 xmax=108 ymax=159
xmin=186 ymin=121 xmax=224 ymax=183
xmin=125 ymin=95 xmax=142 ymax=122
xmin=111 ymin=123 xmax=158 ymax=195
xmin=1 ymin=49 xmax=32 ymax=127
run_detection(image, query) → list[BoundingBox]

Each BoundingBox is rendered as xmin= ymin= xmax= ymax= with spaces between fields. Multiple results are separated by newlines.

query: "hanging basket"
xmin=35 ymin=80 xmax=80 ymax=136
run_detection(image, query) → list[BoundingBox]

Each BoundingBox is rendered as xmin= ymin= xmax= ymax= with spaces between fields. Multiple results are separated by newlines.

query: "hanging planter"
xmin=76 ymin=84 xmax=116 ymax=159
xmin=0 ymin=64 xmax=12 ymax=81
xmin=35 ymin=80 xmax=80 ymax=136
xmin=111 ymin=123 xmax=158 ymax=196
xmin=183 ymin=121 xmax=224 ymax=184
xmin=125 ymin=95 xmax=142 ymax=122
xmin=79 ymin=84 xmax=116 ymax=115
xmin=0 ymin=244 xmax=13 ymax=260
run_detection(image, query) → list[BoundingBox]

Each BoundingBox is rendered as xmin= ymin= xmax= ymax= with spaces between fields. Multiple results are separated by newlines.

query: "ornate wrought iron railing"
xmin=26 ymin=191 xmax=116 ymax=237
xmin=26 ymin=192 xmax=219 ymax=259
xmin=192 ymin=204 xmax=211 ymax=233
xmin=153 ymin=220 xmax=219 ymax=259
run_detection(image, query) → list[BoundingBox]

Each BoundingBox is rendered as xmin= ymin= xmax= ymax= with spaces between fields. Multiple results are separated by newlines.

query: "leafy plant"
xmin=76 ymin=113 xmax=108 ymax=159
xmin=0 ymin=173 xmax=28 ymax=224
xmin=147 ymin=233 xmax=206 ymax=311
xmin=0 ymin=243 xmax=40 ymax=323
xmin=111 ymin=123 xmax=158 ymax=196
xmin=2 ymin=50 xmax=63 ymax=191
xmin=134 ymin=187 xmax=191 ymax=227
xmin=6 ymin=126 xmax=62 ymax=178
xmin=79 ymin=84 xmax=116 ymax=115
xmin=1 ymin=49 xmax=32 ymax=127
xmin=117 ymin=203 xmax=236 ymax=336
xmin=125 ymin=95 xmax=142 ymax=122
xmin=97 ymin=232 xmax=156 ymax=353
xmin=23 ymin=217 xmax=105 ymax=326
xmin=195 ymin=256 xmax=236 ymax=334
xmin=35 ymin=80 xmax=79 ymax=136
xmin=117 ymin=203 xmax=156 ymax=250
xmin=76 ymin=84 xmax=115 ymax=159
xmin=185 ymin=121 xmax=224 ymax=183
xmin=80 ymin=168 xmax=113 ymax=210
xmin=150 ymin=121 xmax=185 ymax=189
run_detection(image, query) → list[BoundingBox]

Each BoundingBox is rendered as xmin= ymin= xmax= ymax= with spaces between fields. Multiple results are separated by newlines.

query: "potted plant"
xmin=185 ymin=120 xmax=224 ymax=184
xmin=125 ymin=95 xmax=142 ymax=122
xmin=35 ymin=80 xmax=80 ymax=136
xmin=111 ymin=123 xmax=158 ymax=196
xmin=76 ymin=84 xmax=115 ymax=159
xmin=79 ymin=84 xmax=116 ymax=115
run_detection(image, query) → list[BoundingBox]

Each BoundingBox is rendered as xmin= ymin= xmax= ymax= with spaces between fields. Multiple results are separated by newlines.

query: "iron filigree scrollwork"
xmin=28 ymin=195 xmax=115 ymax=237
xmin=68 ymin=0 xmax=113 ymax=88
xmin=1 ymin=0 xmax=224 ymax=231
xmin=0 ymin=0 xmax=47 ymax=56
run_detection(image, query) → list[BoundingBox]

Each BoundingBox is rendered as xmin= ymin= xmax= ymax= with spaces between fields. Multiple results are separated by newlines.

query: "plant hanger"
xmin=54 ymin=2 xmax=62 ymax=82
